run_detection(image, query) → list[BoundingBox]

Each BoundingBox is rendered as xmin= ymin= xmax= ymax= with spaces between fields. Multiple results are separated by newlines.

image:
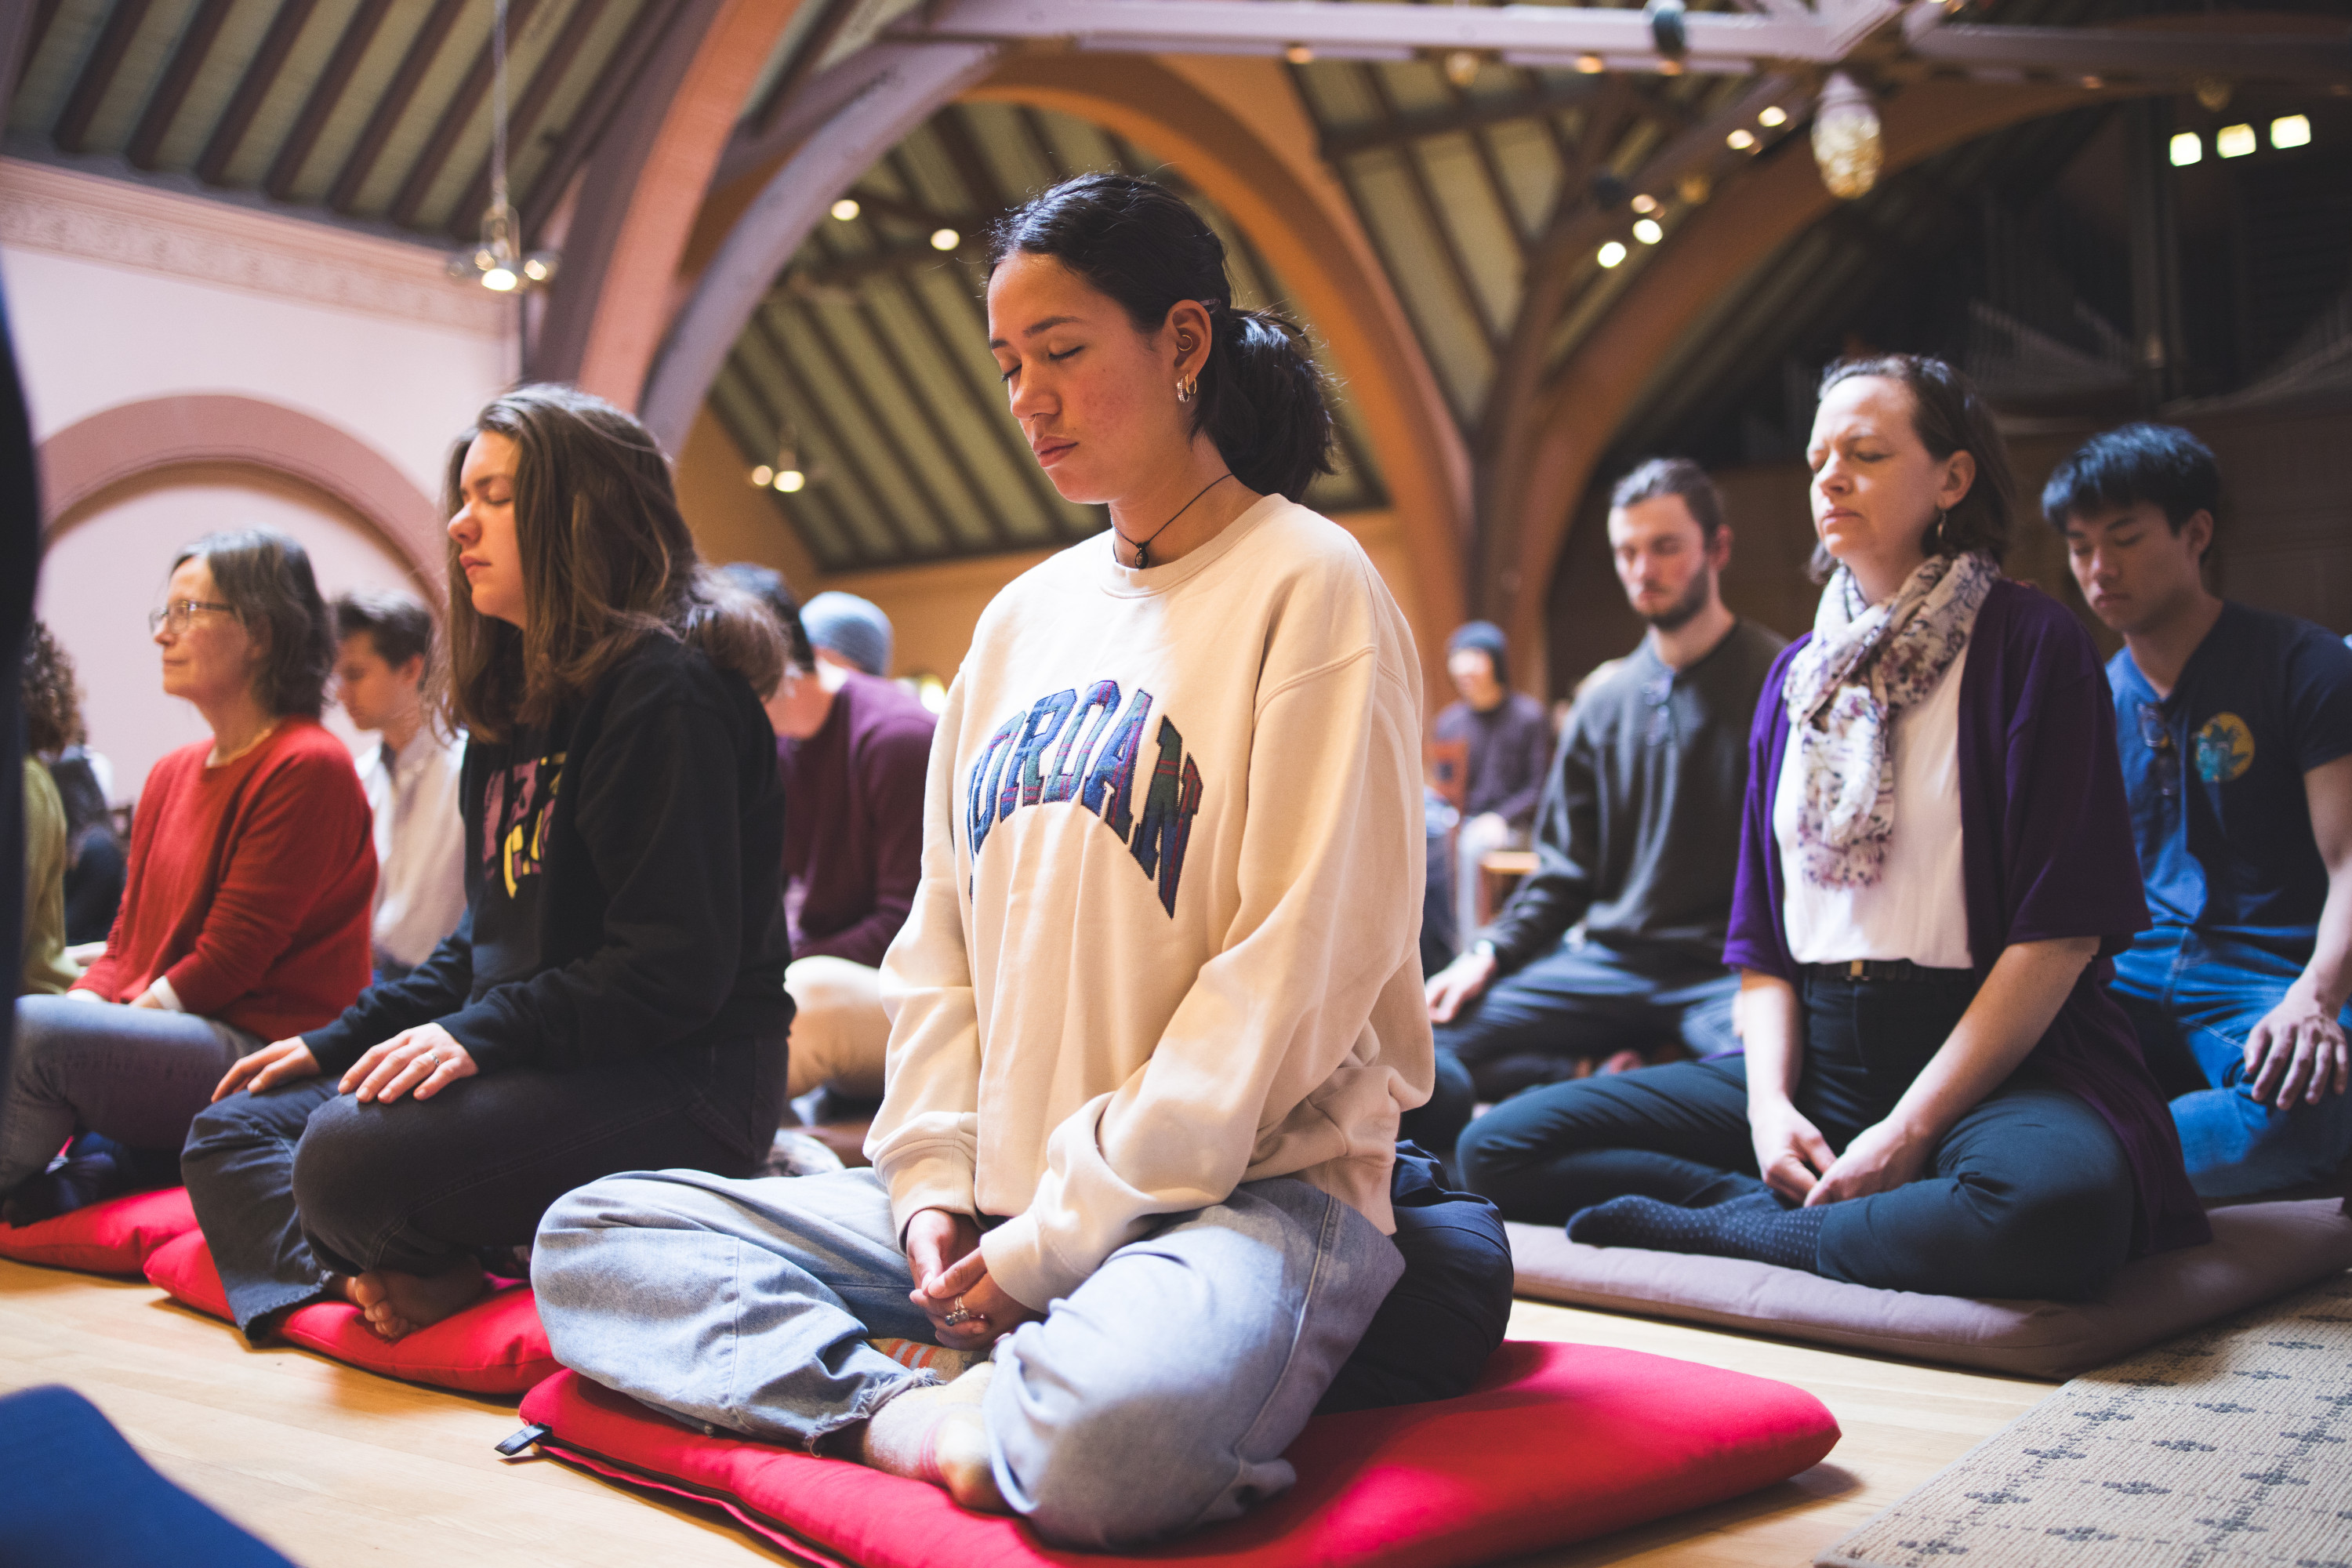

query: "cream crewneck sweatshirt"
xmin=869 ymin=494 xmax=1434 ymax=1312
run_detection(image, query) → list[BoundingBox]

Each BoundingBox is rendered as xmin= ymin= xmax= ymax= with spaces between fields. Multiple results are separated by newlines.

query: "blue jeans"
xmin=2111 ymin=928 xmax=2352 ymax=1198
xmin=2 ymin=995 xmax=261 ymax=1194
xmin=532 ymin=1167 xmax=1404 ymax=1550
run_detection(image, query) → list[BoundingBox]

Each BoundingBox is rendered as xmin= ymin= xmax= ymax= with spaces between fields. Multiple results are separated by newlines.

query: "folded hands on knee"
xmin=905 ymin=1207 xmax=1041 ymax=1350
xmin=1750 ymin=1098 xmax=1929 ymax=1207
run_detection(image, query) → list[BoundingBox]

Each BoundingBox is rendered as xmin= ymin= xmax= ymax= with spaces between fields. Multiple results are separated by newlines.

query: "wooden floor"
xmin=0 ymin=1256 xmax=2051 ymax=1567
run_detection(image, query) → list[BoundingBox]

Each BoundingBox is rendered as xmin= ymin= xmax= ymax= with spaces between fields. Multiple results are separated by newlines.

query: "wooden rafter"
xmin=797 ymin=302 xmax=969 ymax=557
xmin=193 ymin=0 xmax=319 ymax=185
xmin=125 ymin=0 xmax=236 ymax=169
xmin=752 ymin=307 xmax=928 ymax=561
xmin=519 ymin=0 xmax=689 ymax=239
xmin=849 ymin=289 xmax=1018 ymax=548
xmin=744 ymin=0 xmax=866 ymax=139
xmin=263 ymin=0 xmax=395 ymax=201
xmin=885 ymin=266 xmax=1077 ymax=530
xmin=326 ymin=0 xmax=471 ymax=212
xmin=443 ymin=0 xmax=610 ymax=234
xmin=53 ymin=0 xmax=154 ymax=154
xmin=1358 ymin=64 xmax=1500 ymax=347
xmin=1319 ymin=76 xmax=1609 ymax=160
xmin=716 ymin=355 xmax=869 ymax=571
xmin=385 ymin=0 xmax=547 ymax=228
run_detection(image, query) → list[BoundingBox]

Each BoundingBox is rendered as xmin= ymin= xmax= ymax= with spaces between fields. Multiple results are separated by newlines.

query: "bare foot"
xmin=858 ymin=1362 xmax=1005 ymax=1512
xmin=347 ymin=1259 xmax=488 ymax=1341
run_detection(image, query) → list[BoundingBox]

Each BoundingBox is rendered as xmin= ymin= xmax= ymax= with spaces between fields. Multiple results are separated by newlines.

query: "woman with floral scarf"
xmin=1457 ymin=356 xmax=2205 ymax=1301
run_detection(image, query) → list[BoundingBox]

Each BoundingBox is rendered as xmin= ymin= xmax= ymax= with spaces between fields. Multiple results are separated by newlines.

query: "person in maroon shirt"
xmin=722 ymin=564 xmax=935 ymax=1105
xmin=3 ymin=529 xmax=373 ymax=1224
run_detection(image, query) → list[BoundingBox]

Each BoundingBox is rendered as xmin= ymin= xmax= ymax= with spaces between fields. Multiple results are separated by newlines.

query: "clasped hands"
xmin=1749 ymin=1094 xmax=1929 ymax=1208
xmin=210 ymin=1024 xmax=479 ymax=1104
xmin=903 ymin=1207 xmax=1041 ymax=1350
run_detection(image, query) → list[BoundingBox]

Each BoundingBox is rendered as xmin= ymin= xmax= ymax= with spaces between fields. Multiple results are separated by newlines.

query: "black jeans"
xmin=183 ymin=1036 xmax=783 ymax=1333
xmin=1456 ymin=969 xmax=2140 ymax=1301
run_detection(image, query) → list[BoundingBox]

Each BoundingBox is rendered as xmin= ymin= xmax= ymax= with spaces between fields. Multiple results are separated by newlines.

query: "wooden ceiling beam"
xmin=124 ymin=0 xmax=235 ymax=169
xmin=1319 ymin=77 xmax=1607 ymax=160
xmin=442 ymin=0 xmax=608 ymax=235
xmin=752 ymin=306 xmax=928 ymax=561
xmin=263 ymin=0 xmax=394 ymax=201
xmin=516 ymin=0 xmax=688 ymax=241
xmin=385 ymin=0 xmax=545 ymax=229
xmin=325 ymin=0 xmax=468 ymax=213
xmin=712 ymin=361 xmax=865 ymax=571
xmin=1359 ymin=64 xmax=1500 ymax=350
xmin=887 ymin=265 xmax=1075 ymax=528
xmin=744 ymin=0 xmax=863 ymax=138
xmin=192 ymin=0 xmax=318 ymax=185
xmin=796 ymin=302 xmax=967 ymax=557
xmin=851 ymin=290 xmax=1018 ymax=549
xmin=53 ymin=0 xmax=155 ymax=154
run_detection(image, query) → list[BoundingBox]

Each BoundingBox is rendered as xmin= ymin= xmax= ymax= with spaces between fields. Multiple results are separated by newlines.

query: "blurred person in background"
xmin=332 ymin=590 xmax=465 ymax=983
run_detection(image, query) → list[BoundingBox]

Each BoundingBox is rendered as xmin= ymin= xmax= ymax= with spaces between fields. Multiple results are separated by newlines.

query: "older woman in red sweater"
xmin=2 ymin=529 xmax=372 ymax=1224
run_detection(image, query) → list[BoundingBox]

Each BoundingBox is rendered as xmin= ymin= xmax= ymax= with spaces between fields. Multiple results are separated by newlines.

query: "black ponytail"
xmin=986 ymin=173 xmax=1335 ymax=503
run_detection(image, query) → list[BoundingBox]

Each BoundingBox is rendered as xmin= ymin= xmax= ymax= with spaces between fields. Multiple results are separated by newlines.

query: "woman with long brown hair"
xmin=183 ymin=384 xmax=790 ymax=1341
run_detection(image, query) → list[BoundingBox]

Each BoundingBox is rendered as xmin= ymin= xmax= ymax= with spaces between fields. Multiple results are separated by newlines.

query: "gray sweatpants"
xmin=532 ymin=1167 xmax=1403 ymax=1550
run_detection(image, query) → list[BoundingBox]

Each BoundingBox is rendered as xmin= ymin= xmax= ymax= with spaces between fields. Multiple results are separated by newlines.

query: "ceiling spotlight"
xmin=444 ymin=0 xmax=557 ymax=297
xmin=1597 ymin=241 xmax=1628 ymax=268
xmin=1811 ymin=71 xmax=1882 ymax=199
xmin=1657 ymin=58 xmax=1684 ymax=76
xmin=2216 ymin=122 xmax=2256 ymax=158
xmin=1285 ymin=43 xmax=1314 ymax=64
xmin=2271 ymin=114 xmax=2312 ymax=150
xmin=775 ymin=470 xmax=807 ymax=494
xmin=930 ymin=227 xmax=960 ymax=251
xmin=1576 ymin=53 xmax=1605 ymax=74
xmin=1758 ymin=105 xmax=1788 ymax=128
xmin=1632 ymin=217 xmax=1663 ymax=245
xmin=1444 ymin=50 xmax=1481 ymax=88
xmin=750 ymin=465 xmax=775 ymax=488
xmin=1630 ymin=192 xmax=1659 ymax=214
xmin=1677 ymin=169 xmax=1711 ymax=205
xmin=2169 ymin=131 xmax=2202 ymax=167
xmin=2194 ymin=78 xmax=2232 ymax=113
xmin=831 ymin=198 xmax=861 ymax=221
xmin=1726 ymin=128 xmax=1757 ymax=151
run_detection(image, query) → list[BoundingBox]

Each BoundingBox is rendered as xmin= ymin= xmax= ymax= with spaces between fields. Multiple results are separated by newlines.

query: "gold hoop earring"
xmin=1175 ymin=374 xmax=1197 ymax=403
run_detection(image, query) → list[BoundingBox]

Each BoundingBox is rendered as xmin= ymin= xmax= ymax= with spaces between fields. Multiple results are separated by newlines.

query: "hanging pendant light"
xmin=448 ymin=0 xmax=559 ymax=292
xmin=1810 ymin=72 xmax=1882 ymax=200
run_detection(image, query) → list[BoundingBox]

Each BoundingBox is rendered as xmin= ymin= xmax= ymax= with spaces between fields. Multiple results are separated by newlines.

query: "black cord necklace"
xmin=1113 ymin=472 xmax=1233 ymax=568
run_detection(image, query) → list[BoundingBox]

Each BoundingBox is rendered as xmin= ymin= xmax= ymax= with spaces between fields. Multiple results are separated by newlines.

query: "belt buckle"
xmin=1848 ymin=958 xmax=1867 ymax=980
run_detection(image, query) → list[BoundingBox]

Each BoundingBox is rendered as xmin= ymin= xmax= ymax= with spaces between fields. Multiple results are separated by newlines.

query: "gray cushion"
xmin=1508 ymin=1197 xmax=2352 ymax=1380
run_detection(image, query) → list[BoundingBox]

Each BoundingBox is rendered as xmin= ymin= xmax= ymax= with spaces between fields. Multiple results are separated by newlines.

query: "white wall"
xmin=2 ymin=158 xmax=517 ymax=801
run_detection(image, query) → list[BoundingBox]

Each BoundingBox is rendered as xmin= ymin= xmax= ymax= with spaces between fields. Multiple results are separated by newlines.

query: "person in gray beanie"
xmin=801 ymin=592 xmax=894 ymax=677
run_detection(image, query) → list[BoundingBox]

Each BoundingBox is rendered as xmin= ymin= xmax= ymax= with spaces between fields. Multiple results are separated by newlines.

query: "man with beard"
xmin=1403 ymin=459 xmax=1785 ymax=1153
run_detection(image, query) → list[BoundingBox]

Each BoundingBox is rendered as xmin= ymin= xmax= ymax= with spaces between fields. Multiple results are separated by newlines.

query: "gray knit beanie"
xmin=800 ymin=592 xmax=893 ymax=677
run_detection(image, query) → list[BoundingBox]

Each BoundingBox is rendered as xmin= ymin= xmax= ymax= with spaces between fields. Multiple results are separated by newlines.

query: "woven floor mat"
xmin=1818 ymin=1272 xmax=2352 ymax=1568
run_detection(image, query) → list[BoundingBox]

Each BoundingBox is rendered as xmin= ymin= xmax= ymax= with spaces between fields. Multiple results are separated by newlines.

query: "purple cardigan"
xmin=1723 ymin=579 xmax=2209 ymax=1260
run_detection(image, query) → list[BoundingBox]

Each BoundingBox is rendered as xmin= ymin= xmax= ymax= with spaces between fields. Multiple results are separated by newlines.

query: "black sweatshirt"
xmin=303 ymin=634 xmax=790 ymax=1076
xmin=1482 ymin=619 xmax=1785 ymax=972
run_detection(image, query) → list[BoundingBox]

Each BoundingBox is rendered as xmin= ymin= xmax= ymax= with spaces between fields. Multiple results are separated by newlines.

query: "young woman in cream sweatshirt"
xmin=533 ymin=172 xmax=1508 ymax=1551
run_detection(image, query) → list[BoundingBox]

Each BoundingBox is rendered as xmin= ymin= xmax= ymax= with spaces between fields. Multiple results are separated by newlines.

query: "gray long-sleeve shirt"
xmin=1483 ymin=618 xmax=1787 ymax=971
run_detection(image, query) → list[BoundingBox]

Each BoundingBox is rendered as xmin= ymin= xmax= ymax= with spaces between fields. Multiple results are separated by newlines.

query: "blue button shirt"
xmin=2110 ymin=601 xmax=2352 ymax=958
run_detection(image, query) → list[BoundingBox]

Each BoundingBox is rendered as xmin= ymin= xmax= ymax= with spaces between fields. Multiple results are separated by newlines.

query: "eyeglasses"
xmin=147 ymin=599 xmax=238 ymax=634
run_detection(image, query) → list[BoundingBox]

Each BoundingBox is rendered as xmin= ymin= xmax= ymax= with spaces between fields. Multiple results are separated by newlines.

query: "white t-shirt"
xmin=869 ymin=495 xmax=1432 ymax=1312
xmin=356 ymin=728 xmax=467 ymax=969
xmin=1773 ymin=644 xmax=1972 ymax=969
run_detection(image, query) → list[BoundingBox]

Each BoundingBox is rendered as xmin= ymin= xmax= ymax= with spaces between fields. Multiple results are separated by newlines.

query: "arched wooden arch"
xmin=641 ymin=48 xmax=1471 ymax=690
xmin=38 ymin=394 xmax=445 ymax=582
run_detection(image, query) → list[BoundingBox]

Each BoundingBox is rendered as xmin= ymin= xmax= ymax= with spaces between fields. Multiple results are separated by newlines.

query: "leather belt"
xmin=1803 ymin=958 xmax=1975 ymax=985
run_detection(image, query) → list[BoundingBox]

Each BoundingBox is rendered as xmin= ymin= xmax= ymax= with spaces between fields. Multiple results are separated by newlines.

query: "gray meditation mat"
xmin=1816 ymin=1272 xmax=2352 ymax=1568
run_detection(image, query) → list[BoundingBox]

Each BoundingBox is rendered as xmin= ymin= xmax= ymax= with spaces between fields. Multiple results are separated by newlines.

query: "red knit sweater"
xmin=78 ymin=720 xmax=376 ymax=1042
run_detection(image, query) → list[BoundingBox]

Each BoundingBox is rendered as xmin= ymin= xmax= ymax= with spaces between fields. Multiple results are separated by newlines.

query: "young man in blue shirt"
xmin=2049 ymin=423 xmax=2352 ymax=1197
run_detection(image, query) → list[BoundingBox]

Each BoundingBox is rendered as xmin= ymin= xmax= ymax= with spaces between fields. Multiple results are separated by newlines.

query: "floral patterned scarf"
xmin=1782 ymin=550 xmax=2000 ymax=887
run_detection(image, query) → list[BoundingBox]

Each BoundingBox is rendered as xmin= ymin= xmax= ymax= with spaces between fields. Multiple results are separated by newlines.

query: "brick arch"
xmin=38 ymin=394 xmax=445 ymax=583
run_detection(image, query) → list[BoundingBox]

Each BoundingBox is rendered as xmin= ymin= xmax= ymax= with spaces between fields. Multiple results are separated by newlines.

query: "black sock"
xmin=1567 ymin=1192 xmax=1830 ymax=1274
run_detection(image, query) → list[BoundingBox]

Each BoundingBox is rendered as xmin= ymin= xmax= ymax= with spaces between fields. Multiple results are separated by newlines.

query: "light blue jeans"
xmin=2112 ymin=928 xmax=2352 ymax=1198
xmin=532 ymin=1167 xmax=1403 ymax=1550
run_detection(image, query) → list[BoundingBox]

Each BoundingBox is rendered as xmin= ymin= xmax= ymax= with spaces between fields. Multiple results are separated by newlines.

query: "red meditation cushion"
xmin=142 ymin=1230 xmax=557 ymax=1396
xmin=514 ymin=1340 xmax=1841 ymax=1568
xmin=0 ymin=1187 xmax=199 ymax=1275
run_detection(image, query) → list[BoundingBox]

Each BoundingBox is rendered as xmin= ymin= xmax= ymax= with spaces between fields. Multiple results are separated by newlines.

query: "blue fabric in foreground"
xmin=0 ymin=1385 xmax=297 ymax=1567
